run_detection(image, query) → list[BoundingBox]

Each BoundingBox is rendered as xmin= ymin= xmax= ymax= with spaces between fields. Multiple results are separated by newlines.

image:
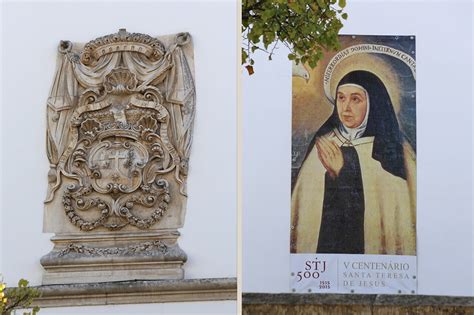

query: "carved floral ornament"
xmin=58 ymin=241 xmax=168 ymax=257
xmin=45 ymin=29 xmax=196 ymax=232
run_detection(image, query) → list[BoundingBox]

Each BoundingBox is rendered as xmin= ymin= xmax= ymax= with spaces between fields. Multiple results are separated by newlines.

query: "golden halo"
xmin=329 ymin=54 xmax=402 ymax=114
xmin=293 ymin=48 xmax=405 ymax=136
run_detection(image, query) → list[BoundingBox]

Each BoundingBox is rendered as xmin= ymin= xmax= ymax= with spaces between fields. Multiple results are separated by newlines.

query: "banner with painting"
xmin=290 ymin=35 xmax=417 ymax=294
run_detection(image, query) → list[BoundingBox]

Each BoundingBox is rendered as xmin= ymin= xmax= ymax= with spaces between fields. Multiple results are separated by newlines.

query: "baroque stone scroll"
xmin=41 ymin=29 xmax=196 ymax=284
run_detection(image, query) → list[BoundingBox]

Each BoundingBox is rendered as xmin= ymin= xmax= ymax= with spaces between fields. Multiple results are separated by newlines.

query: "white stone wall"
xmin=243 ymin=0 xmax=474 ymax=297
xmin=1 ymin=0 xmax=237 ymax=313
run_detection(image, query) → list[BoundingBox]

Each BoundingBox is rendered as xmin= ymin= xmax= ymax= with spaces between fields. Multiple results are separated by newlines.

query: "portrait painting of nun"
xmin=291 ymin=37 xmax=417 ymax=256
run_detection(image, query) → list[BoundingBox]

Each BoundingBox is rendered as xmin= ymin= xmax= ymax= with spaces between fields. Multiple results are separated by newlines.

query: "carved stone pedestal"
xmin=41 ymin=231 xmax=187 ymax=284
xmin=41 ymin=30 xmax=195 ymax=285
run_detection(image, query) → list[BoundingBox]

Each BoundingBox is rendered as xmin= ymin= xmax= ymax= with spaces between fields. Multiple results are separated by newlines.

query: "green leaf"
xmin=338 ymin=0 xmax=346 ymax=8
xmin=341 ymin=12 xmax=348 ymax=19
xmin=271 ymin=22 xmax=280 ymax=32
xmin=18 ymin=279 xmax=29 ymax=288
xmin=288 ymin=53 xmax=296 ymax=60
xmin=261 ymin=8 xmax=275 ymax=21
xmin=316 ymin=0 xmax=326 ymax=9
xmin=288 ymin=29 xmax=297 ymax=40
xmin=242 ymin=50 xmax=248 ymax=65
xmin=290 ymin=2 xmax=305 ymax=14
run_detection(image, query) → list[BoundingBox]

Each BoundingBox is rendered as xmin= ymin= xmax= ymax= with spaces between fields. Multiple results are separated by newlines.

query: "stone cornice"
xmin=32 ymin=278 xmax=236 ymax=308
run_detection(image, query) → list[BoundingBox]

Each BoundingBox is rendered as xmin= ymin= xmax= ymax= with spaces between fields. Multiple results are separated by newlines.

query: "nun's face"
xmin=336 ymin=85 xmax=368 ymax=128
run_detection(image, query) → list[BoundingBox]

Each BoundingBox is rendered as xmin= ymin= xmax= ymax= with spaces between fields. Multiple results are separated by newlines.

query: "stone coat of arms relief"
xmin=41 ymin=29 xmax=195 ymax=284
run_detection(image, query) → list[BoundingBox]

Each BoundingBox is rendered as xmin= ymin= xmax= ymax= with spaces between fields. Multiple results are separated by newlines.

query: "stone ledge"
xmin=32 ymin=278 xmax=237 ymax=308
xmin=243 ymin=293 xmax=474 ymax=306
xmin=243 ymin=293 xmax=474 ymax=315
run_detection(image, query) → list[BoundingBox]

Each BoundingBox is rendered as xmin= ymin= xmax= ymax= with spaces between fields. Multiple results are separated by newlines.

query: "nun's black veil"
xmin=307 ymin=70 xmax=406 ymax=180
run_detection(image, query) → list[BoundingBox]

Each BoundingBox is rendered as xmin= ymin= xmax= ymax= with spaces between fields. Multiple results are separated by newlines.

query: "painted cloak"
xmin=290 ymin=128 xmax=416 ymax=255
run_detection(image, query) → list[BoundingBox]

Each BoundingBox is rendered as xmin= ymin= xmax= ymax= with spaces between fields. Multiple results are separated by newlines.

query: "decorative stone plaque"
xmin=41 ymin=29 xmax=196 ymax=284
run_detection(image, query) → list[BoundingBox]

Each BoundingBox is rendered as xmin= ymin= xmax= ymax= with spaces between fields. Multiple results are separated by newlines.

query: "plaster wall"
xmin=242 ymin=0 xmax=474 ymax=297
xmin=1 ymin=1 xmax=237 ymax=313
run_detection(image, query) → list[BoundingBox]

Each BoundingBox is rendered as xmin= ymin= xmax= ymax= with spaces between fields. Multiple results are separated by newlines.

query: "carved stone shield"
xmin=41 ymin=29 xmax=195 ymax=284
